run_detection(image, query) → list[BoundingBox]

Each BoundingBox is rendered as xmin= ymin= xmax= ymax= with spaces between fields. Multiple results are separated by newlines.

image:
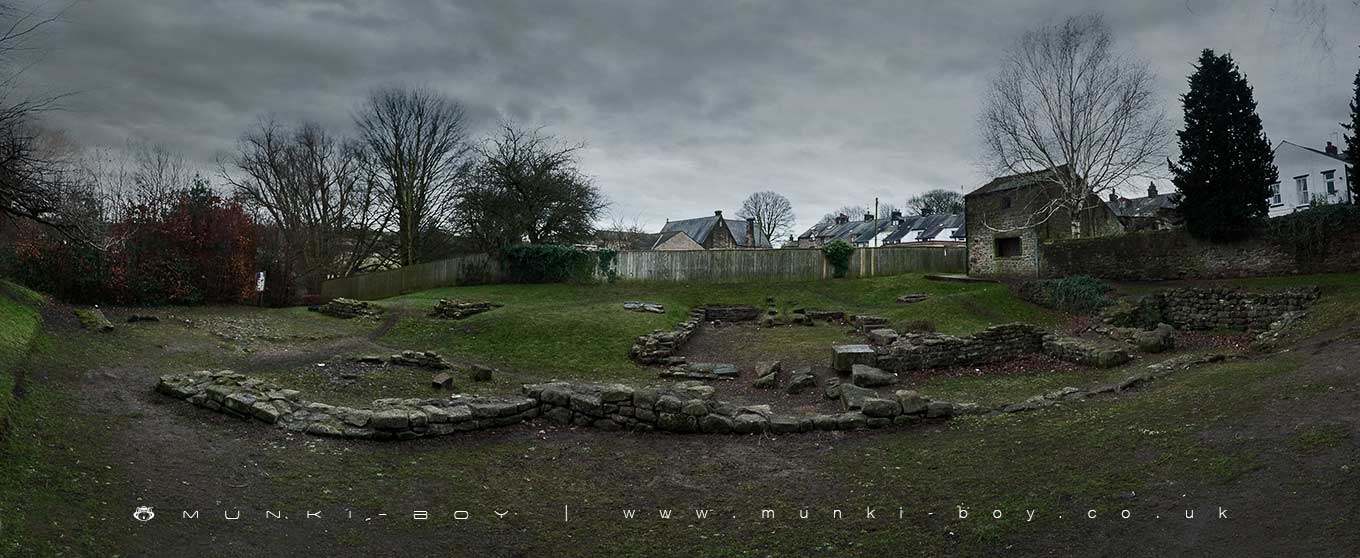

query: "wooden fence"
xmin=319 ymin=253 xmax=501 ymax=300
xmin=320 ymin=245 xmax=966 ymax=300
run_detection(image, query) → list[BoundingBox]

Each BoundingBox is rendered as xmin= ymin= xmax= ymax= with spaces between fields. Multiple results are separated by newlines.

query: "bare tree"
xmin=457 ymin=124 xmax=607 ymax=251
xmin=905 ymin=189 xmax=964 ymax=216
xmin=0 ymin=2 xmax=77 ymax=230
xmin=737 ymin=190 xmax=794 ymax=243
xmin=821 ymin=205 xmax=866 ymax=224
xmin=979 ymin=13 xmax=1168 ymax=237
xmin=225 ymin=119 xmax=391 ymax=292
xmin=354 ymin=87 xmax=474 ymax=265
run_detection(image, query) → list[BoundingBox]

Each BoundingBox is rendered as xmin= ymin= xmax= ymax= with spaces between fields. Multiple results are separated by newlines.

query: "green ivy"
xmin=821 ymin=240 xmax=855 ymax=278
xmin=502 ymin=244 xmax=613 ymax=284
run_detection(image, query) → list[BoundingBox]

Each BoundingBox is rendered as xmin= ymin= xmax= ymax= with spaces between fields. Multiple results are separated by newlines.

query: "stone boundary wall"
xmin=1110 ymin=287 xmax=1320 ymax=331
xmin=873 ymin=323 xmax=1131 ymax=372
xmin=1039 ymin=228 xmax=1360 ymax=280
xmin=156 ymin=351 xmax=1229 ymax=441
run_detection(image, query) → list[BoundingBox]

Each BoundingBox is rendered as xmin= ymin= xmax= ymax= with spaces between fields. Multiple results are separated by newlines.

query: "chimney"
xmin=1108 ymin=192 xmax=1118 ymax=203
xmin=889 ymin=210 xmax=902 ymax=223
xmin=745 ymin=217 xmax=756 ymax=247
xmin=1147 ymin=182 xmax=1158 ymax=197
xmin=863 ymin=213 xmax=874 ymax=222
xmin=714 ymin=210 xmax=723 ymax=218
xmin=1326 ymin=141 xmax=1339 ymax=156
xmin=835 ymin=213 xmax=849 ymax=225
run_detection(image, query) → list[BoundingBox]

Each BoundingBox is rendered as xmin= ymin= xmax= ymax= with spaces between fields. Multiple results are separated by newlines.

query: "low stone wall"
xmin=156 ymin=371 xmax=537 ymax=440
xmin=628 ymin=305 xmax=763 ymax=365
xmin=1109 ymin=287 xmax=1320 ymax=331
xmin=875 ymin=323 xmax=1047 ymax=371
xmin=158 ymin=349 xmax=1231 ymax=440
xmin=629 ymin=309 xmax=706 ymax=365
xmin=873 ymin=323 xmax=1131 ymax=371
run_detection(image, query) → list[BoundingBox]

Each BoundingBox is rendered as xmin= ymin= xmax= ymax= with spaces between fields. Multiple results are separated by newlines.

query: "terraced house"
xmin=1267 ymin=140 xmax=1354 ymax=217
xmin=795 ymin=211 xmax=965 ymax=248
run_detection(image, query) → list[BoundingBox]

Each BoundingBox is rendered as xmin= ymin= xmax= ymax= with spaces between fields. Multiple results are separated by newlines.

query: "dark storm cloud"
xmin=21 ymin=0 xmax=1360 ymax=234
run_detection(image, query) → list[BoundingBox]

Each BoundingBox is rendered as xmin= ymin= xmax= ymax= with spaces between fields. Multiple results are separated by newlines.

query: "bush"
xmin=1019 ymin=275 xmax=1112 ymax=314
xmin=502 ymin=244 xmax=613 ymax=283
xmin=1267 ymin=204 xmax=1360 ymax=269
xmin=821 ymin=240 xmax=855 ymax=278
xmin=8 ymin=187 xmax=257 ymax=305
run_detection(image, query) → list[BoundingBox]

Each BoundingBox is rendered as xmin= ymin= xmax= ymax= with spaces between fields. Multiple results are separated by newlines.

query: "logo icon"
xmin=133 ymin=506 xmax=155 ymax=522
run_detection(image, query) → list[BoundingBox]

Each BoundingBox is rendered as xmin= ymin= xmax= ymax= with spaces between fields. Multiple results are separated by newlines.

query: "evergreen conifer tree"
xmin=1170 ymin=49 xmax=1278 ymax=240
xmin=1342 ymin=60 xmax=1360 ymax=202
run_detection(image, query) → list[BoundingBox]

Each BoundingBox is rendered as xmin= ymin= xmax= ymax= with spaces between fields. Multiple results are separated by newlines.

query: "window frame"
xmin=994 ymin=236 xmax=1022 ymax=258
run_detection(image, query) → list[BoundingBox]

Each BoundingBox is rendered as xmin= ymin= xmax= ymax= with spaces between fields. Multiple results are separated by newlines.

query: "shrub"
xmin=821 ymin=240 xmax=855 ymax=278
xmin=1267 ymin=204 xmax=1360 ymax=269
xmin=502 ymin=244 xmax=612 ymax=283
xmin=1019 ymin=275 xmax=1111 ymax=314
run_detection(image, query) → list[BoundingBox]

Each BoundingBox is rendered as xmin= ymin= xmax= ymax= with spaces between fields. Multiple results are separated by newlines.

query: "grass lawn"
xmin=378 ymin=274 xmax=1055 ymax=383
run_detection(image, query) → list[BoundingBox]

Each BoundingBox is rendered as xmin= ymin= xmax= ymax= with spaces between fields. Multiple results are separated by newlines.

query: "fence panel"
xmin=320 ymin=245 xmax=965 ymax=300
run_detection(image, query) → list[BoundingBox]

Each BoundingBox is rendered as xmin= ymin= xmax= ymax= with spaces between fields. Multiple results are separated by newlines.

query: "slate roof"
xmin=1105 ymin=193 xmax=1179 ymax=218
xmin=801 ymin=213 xmax=967 ymax=245
xmin=965 ymin=164 xmax=1073 ymax=198
xmin=1279 ymin=140 xmax=1351 ymax=165
xmin=659 ymin=214 xmax=772 ymax=249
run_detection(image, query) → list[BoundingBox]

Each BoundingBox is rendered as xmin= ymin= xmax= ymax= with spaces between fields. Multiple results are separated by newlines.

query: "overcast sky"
xmin=20 ymin=0 xmax=1360 ymax=236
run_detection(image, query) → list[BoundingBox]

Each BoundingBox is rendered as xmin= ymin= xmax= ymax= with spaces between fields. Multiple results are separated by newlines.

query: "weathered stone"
xmin=835 ymin=412 xmax=869 ymax=430
xmin=850 ymin=364 xmax=897 ymax=388
xmin=867 ymin=328 xmax=899 ymax=346
xmin=896 ymin=294 xmax=929 ymax=304
xmin=570 ymin=393 xmax=603 ymax=416
xmin=74 ymin=308 xmax=115 ymax=332
xmin=431 ymin=373 xmax=454 ymax=390
xmin=895 ymin=390 xmax=929 ymax=415
xmin=1133 ymin=323 xmax=1176 ymax=353
xmin=315 ymin=298 xmax=382 ymax=319
xmin=343 ymin=409 xmax=372 ymax=427
xmin=753 ymin=373 xmax=779 ymax=389
xmin=681 ymin=400 xmax=708 ymax=416
xmin=429 ymin=299 xmax=498 ymax=320
xmin=832 ymin=344 xmax=878 ymax=372
xmin=768 ymin=416 xmax=801 ymax=434
xmin=658 ymin=412 xmax=696 ymax=432
xmin=861 ymin=398 xmax=902 ymax=418
xmin=733 ymin=414 xmax=768 ymax=434
xmin=785 ymin=370 xmax=817 ymax=394
xmin=925 ymin=401 xmax=954 ymax=418
xmin=370 ymin=409 xmax=410 ymax=430
xmin=839 ymin=383 xmax=877 ymax=411
xmin=699 ymin=414 xmax=734 ymax=433
xmin=544 ymin=406 xmax=573 ymax=424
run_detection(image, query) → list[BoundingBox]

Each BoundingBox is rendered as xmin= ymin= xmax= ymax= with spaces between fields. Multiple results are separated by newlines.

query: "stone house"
xmin=964 ymin=165 xmax=1126 ymax=277
xmin=1105 ymin=183 xmax=1181 ymax=232
xmin=657 ymin=210 xmax=772 ymax=250
xmin=633 ymin=230 xmax=704 ymax=251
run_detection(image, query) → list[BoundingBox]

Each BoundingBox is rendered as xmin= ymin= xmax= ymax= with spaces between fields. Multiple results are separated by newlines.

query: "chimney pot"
xmin=1326 ymin=141 xmax=1339 ymax=156
xmin=714 ymin=210 xmax=723 ymax=217
xmin=889 ymin=210 xmax=902 ymax=223
xmin=1148 ymin=182 xmax=1158 ymax=197
xmin=745 ymin=218 xmax=755 ymax=247
xmin=863 ymin=213 xmax=874 ymax=222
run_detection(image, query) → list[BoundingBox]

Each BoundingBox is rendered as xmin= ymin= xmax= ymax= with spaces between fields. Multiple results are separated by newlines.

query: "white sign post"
xmin=255 ymin=271 xmax=266 ymax=306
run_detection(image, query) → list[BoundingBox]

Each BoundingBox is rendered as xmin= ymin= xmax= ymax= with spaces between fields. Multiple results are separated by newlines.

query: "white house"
xmin=1268 ymin=140 xmax=1353 ymax=218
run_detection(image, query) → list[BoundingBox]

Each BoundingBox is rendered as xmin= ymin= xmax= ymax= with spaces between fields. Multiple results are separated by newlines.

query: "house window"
xmin=1324 ymin=170 xmax=1336 ymax=195
xmin=994 ymin=237 xmax=1022 ymax=258
xmin=1269 ymin=183 xmax=1281 ymax=205
xmin=1295 ymin=175 xmax=1309 ymax=204
xmin=1000 ymin=196 xmax=1012 ymax=210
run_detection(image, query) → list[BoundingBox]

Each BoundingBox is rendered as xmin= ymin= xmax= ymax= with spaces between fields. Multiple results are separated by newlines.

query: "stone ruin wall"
xmin=1147 ymin=287 xmax=1319 ymax=331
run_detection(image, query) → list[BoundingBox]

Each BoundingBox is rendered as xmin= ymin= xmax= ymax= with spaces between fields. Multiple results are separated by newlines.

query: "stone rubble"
xmin=75 ymin=308 xmax=115 ymax=332
xmin=313 ymin=298 xmax=382 ymax=319
xmin=1104 ymin=286 xmax=1319 ymax=332
xmin=389 ymin=350 xmax=451 ymax=370
xmin=623 ymin=301 xmax=665 ymax=313
xmin=661 ymin=362 xmax=739 ymax=381
xmin=430 ymin=299 xmax=500 ymax=320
